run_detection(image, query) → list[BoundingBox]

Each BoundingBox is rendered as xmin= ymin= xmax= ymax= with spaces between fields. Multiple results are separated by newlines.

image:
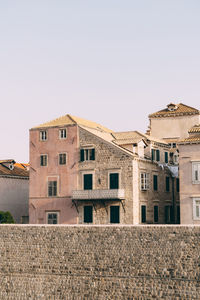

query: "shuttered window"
xmin=83 ymin=174 xmax=93 ymax=190
xmin=110 ymin=206 xmax=120 ymax=223
xmin=80 ymin=148 xmax=95 ymax=161
xmin=109 ymin=173 xmax=119 ymax=189
xmin=84 ymin=206 xmax=93 ymax=223
xmin=154 ymin=206 xmax=159 ymax=223
xmin=141 ymin=205 xmax=146 ymax=223
xmin=153 ymin=175 xmax=158 ymax=191
xmin=166 ymin=176 xmax=170 ymax=192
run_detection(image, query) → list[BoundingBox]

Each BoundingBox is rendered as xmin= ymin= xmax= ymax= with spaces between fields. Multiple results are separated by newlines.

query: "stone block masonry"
xmin=0 ymin=225 xmax=200 ymax=299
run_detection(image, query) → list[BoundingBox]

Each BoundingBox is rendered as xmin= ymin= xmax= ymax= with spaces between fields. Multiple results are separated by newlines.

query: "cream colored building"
xmin=179 ymin=125 xmax=200 ymax=224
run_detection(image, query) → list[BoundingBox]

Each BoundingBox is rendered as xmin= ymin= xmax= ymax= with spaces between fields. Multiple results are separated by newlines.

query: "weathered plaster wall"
xmin=0 ymin=225 xmax=199 ymax=299
xmin=0 ymin=177 xmax=29 ymax=223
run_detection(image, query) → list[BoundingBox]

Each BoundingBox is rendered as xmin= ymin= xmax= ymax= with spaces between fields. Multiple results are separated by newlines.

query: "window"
xmin=154 ymin=206 xmax=159 ymax=223
xmin=84 ymin=206 xmax=93 ymax=223
xmin=80 ymin=148 xmax=95 ymax=161
xmin=83 ymin=174 xmax=93 ymax=190
xmin=165 ymin=206 xmax=173 ymax=223
xmin=59 ymin=129 xmax=67 ymax=139
xmin=174 ymin=154 xmax=178 ymax=164
xmin=140 ymin=173 xmax=149 ymax=190
xmin=59 ymin=153 xmax=67 ymax=165
xmin=153 ymin=175 xmax=158 ymax=191
xmin=165 ymin=152 xmax=168 ymax=163
xmin=109 ymin=173 xmax=119 ymax=189
xmin=40 ymin=154 xmax=47 ymax=166
xmin=47 ymin=212 xmax=58 ymax=224
xmin=141 ymin=205 xmax=146 ymax=223
xmin=192 ymin=162 xmax=200 ymax=183
xmin=177 ymin=206 xmax=180 ymax=224
xmin=176 ymin=178 xmax=179 ymax=193
xmin=151 ymin=149 xmax=160 ymax=162
xmin=48 ymin=181 xmax=57 ymax=197
xmin=40 ymin=130 xmax=47 ymax=141
xmin=110 ymin=206 xmax=120 ymax=223
xmin=166 ymin=176 xmax=170 ymax=192
xmin=193 ymin=198 xmax=200 ymax=220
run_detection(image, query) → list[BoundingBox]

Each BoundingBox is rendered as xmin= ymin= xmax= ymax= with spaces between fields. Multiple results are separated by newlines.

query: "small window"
xmin=59 ymin=129 xmax=67 ymax=139
xmin=165 ymin=152 xmax=168 ymax=163
xmin=192 ymin=162 xmax=200 ymax=183
xmin=48 ymin=181 xmax=57 ymax=197
xmin=110 ymin=206 xmax=120 ymax=223
xmin=141 ymin=205 xmax=146 ymax=223
xmin=153 ymin=175 xmax=158 ymax=191
xmin=151 ymin=149 xmax=160 ymax=162
xmin=83 ymin=174 xmax=93 ymax=190
xmin=59 ymin=153 xmax=67 ymax=165
xmin=140 ymin=173 xmax=149 ymax=190
xmin=84 ymin=206 xmax=93 ymax=223
xmin=177 ymin=206 xmax=180 ymax=224
xmin=80 ymin=148 xmax=95 ymax=161
xmin=154 ymin=206 xmax=159 ymax=223
xmin=176 ymin=178 xmax=179 ymax=193
xmin=40 ymin=154 xmax=47 ymax=166
xmin=193 ymin=198 xmax=200 ymax=220
xmin=47 ymin=212 xmax=58 ymax=224
xmin=109 ymin=173 xmax=119 ymax=189
xmin=166 ymin=176 xmax=170 ymax=192
xmin=40 ymin=130 xmax=47 ymax=141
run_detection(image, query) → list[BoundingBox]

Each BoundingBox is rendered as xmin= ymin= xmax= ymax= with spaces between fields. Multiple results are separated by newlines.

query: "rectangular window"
xmin=110 ymin=206 xmax=120 ymax=223
xmin=166 ymin=176 xmax=170 ymax=192
xmin=141 ymin=205 xmax=146 ymax=223
xmin=151 ymin=149 xmax=160 ymax=162
xmin=80 ymin=148 xmax=95 ymax=161
xmin=109 ymin=173 xmax=119 ymax=189
xmin=192 ymin=162 xmax=200 ymax=183
xmin=156 ymin=149 xmax=160 ymax=162
xmin=59 ymin=153 xmax=66 ymax=165
xmin=153 ymin=175 xmax=158 ymax=191
xmin=40 ymin=130 xmax=47 ymax=141
xmin=193 ymin=198 xmax=200 ymax=220
xmin=165 ymin=152 xmax=168 ymax=163
xmin=59 ymin=129 xmax=67 ymax=139
xmin=48 ymin=181 xmax=57 ymax=197
xmin=47 ymin=212 xmax=58 ymax=224
xmin=140 ymin=173 xmax=149 ymax=190
xmin=176 ymin=178 xmax=180 ymax=193
xmin=40 ymin=154 xmax=47 ymax=166
xmin=84 ymin=206 xmax=93 ymax=223
xmin=154 ymin=206 xmax=159 ymax=223
xmin=83 ymin=174 xmax=93 ymax=190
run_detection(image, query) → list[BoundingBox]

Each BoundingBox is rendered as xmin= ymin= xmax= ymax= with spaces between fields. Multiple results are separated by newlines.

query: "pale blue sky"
xmin=1 ymin=1 xmax=200 ymax=162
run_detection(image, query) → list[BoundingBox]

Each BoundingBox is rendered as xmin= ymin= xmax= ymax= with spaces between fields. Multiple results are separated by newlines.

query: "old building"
xmin=179 ymin=125 xmax=200 ymax=224
xmin=29 ymin=115 xmax=179 ymax=225
xmin=0 ymin=160 xmax=29 ymax=223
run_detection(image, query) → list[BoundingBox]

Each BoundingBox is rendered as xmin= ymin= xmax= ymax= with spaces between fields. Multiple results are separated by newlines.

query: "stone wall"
xmin=0 ymin=225 xmax=199 ymax=299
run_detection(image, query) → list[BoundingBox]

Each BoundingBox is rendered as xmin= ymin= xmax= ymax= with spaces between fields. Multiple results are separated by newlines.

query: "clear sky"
xmin=1 ymin=0 xmax=200 ymax=162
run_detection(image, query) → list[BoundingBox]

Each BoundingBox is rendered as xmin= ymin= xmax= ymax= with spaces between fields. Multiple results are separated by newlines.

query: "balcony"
xmin=72 ymin=189 xmax=125 ymax=200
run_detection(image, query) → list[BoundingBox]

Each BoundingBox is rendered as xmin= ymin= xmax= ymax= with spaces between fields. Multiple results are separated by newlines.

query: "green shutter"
xmin=165 ymin=152 xmax=168 ymax=163
xmin=153 ymin=175 xmax=158 ymax=191
xmin=110 ymin=206 xmax=120 ymax=223
xmin=156 ymin=150 xmax=160 ymax=161
xmin=90 ymin=148 xmax=95 ymax=160
xmin=80 ymin=149 xmax=84 ymax=161
xmin=151 ymin=149 xmax=154 ymax=160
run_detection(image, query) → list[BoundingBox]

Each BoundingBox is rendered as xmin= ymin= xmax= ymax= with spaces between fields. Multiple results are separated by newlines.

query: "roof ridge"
xmin=66 ymin=114 xmax=77 ymax=124
xmin=178 ymin=102 xmax=199 ymax=111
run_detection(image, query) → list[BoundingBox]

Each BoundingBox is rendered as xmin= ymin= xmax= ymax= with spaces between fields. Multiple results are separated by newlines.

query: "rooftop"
xmin=149 ymin=103 xmax=199 ymax=118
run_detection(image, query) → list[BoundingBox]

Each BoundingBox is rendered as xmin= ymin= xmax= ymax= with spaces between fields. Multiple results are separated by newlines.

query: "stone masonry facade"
xmin=0 ymin=225 xmax=199 ymax=299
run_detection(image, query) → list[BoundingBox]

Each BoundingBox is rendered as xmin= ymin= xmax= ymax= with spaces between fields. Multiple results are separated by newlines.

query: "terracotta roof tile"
xmin=0 ymin=162 xmax=29 ymax=177
xmin=179 ymin=136 xmax=200 ymax=144
xmin=149 ymin=103 xmax=199 ymax=118
xmin=32 ymin=114 xmax=112 ymax=133
xmin=188 ymin=124 xmax=200 ymax=133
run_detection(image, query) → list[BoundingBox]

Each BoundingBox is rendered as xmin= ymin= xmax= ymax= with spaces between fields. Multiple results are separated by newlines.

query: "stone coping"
xmin=0 ymin=224 xmax=200 ymax=227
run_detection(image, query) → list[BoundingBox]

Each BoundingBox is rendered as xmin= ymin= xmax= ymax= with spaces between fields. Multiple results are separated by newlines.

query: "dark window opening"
xmin=110 ymin=206 xmax=120 ymax=223
xmin=165 ymin=205 xmax=173 ymax=223
xmin=47 ymin=213 xmax=58 ymax=224
xmin=84 ymin=174 xmax=93 ymax=190
xmin=80 ymin=148 xmax=95 ymax=161
xmin=40 ymin=155 xmax=47 ymax=166
xmin=166 ymin=176 xmax=170 ymax=192
xmin=176 ymin=178 xmax=179 ymax=193
xmin=177 ymin=206 xmax=180 ymax=224
xmin=48 ymin=181 xmax=57 ymax=197
xmin=84 ymin=206 xmax=93 ymax=223
xmin=141 ymin=205 xmax=146 ymax=223
xmin=59 ymin=153 xmax=66 ymax=165
xmin=153 ymin=175 xmax=158 ymax=191
xmin=109 ymin=173 xmax=119 ymax=189
xmin=165 ymin=152 xmax=168 ymax=163
xmin=154 ymin=206 xmax=159 ymax=223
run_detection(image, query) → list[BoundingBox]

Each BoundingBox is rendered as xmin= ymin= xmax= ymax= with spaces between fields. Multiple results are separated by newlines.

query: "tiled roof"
xmin=32 ymin=114 xmax=112 ymax=133
xmin=0 ymin=161 xmax=29 ymax=177
xmin=14 ymin=163 xmax=29 ymax=170
xmin=188 ymin=124 xmax=200 ymax=133
xmin=179 ymin=136 xmax=200 ymax=144
xmin=149 ymin=103 xmax=199 ymax=118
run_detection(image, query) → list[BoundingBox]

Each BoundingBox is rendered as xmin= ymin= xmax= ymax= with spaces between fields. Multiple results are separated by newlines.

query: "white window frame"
xmin=46 ymin=211 xmax=59 ymax=224
xmin=40 ymin=154 xmax=48 ymax=167
xmin=59 ymin=128 xmax=67 ymax=139
xmin=58 ymin=153 xmax=67 ymax=165
xmin=140 ymin=173 xmax=150 ymax=191
xmin=193 ymin=198 xmax=200 ymax=220
xmin=40 ymin=130 xmax=47 ymax=141
xmin=192 ymin=162 xmax=200 ymax=184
